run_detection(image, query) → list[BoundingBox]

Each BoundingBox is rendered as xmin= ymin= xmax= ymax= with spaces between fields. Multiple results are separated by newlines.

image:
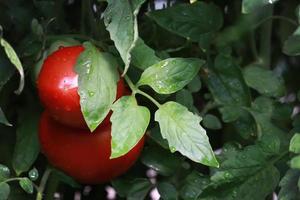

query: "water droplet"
xmin=88 ymin=91 xmax=95 ymax=97
xmin=170 ymin=146 xmax=176 ymax=152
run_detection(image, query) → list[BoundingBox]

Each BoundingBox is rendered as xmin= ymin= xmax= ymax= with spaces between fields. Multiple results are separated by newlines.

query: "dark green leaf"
xmin=110 ymin=96 xmax=150 ymax=158
xmin=148 ymin=125 xmax=169 ymax=149
xmin=283 ymin=27 xmax=300 ymax=56
xmin=205 ymin=54 xmax=251 ymax=107
xmin=28 ymin=168 xmax=38 ymax=181
xmin=141 ymin=145 xmax=183 ymax=176
xmin=0 ymin=53 xmax=15 ymax=91
xmin=219 ymin=106 xmax=242 ymax=123
xmin=200 ymin=165 xmax=279 ymax=200
xmin=0 ymin=38 xmax=24 ymax=94
xmin=157 ymin=182 xmax=177 ymax=200
xmin=0 ymin=108 xmax=11 ymax=127
xmin=291 ymin=155 xmax=300 ymax=169
xmin=112 ymin=179 xmax=133 ymax=197
xmin=131 ymin=38 xmax=161 ymax=70
xmin=279 ymin=169 xmax=300 ymax=200
xmin=290 ymin=133 xmax=300 ymax=153
xmin=187 ymin=75 xmax=202 ymax=93
xmin=175 ymin=89 xmax=195 ymax=112
xmin=155 ymin=101 xmax=218 ymax=167
xmin=138 ymin=58 xmax=204 ymax=94
xmin=12 ymin=110 xmax=40 ymax=175
xmin=179 ymin=171 xmax=210 ymax=200
xmin=0 ymin=164 xmax=10 ymax=182
xmin=243 ymin=65 xmax=285 ymax=97
xmin=0 ymin=183 xmax=10 ymax=200
xmin=75 ymin=42 xmax=119 ymax=131
xmin=202 ymin=114 xmax=222 ymax=130
xmin=233 ymin=110 xmax=257 ymax=140
xmin=31 ymin=18 xmax=43 ymax=37
xmin=148 ymin=2 xmax=223 ymax=42
xmin=242 ymin=0 xmax=280 ymax=14
xmin=104 ymin=0 xmax=146 ymax=75
xmin=52 ymin=169 xmax=81 ymax=188
xmin=127 ymin=179 xmax=152 ymax=200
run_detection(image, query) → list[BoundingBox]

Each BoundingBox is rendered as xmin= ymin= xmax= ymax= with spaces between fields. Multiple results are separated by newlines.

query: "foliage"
xmin=0 ymin=0 xmax=300 ymax=199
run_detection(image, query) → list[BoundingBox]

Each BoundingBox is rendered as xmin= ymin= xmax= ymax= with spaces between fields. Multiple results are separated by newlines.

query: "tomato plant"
xmin=1 ymin=0 xmax=300 ymax=199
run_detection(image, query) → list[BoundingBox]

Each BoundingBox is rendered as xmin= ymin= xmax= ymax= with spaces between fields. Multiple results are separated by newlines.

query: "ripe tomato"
xmin=39 ymin=111 xmax=145 ymax=184
xmin=37 ymin=45 xmax=125 ymax=129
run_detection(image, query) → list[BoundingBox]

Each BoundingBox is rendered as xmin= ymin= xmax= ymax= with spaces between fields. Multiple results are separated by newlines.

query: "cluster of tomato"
xmin=37 ymin=45 xmax=144 ymax=184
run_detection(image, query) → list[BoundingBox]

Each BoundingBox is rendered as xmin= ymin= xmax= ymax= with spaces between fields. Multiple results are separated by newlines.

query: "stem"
xmin=0 ymin=177 xmax=23 ymax=184
xmin=36 ymin=168 xmax=52 ymax=200
xmin=259 ymin=5 xmax=273 ymax=69
xmin=136 ymin=90 xmax=161 ymax=108
xmin=255 ymin=16 xmax=298 ymax=29
xmin=249 ymin=31 xmax=259 ymax=61
xmin=200 ymin=101 xmax=218 ymax=116
xmin=124 ymin=75 xmax=138 ymax=94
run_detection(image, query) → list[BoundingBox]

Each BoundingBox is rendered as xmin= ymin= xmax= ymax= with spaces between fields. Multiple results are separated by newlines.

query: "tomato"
xmin=37 ymin=45 xmax=125 ymax=129
xmin=39 ymin=111 xmax=145 ymax=184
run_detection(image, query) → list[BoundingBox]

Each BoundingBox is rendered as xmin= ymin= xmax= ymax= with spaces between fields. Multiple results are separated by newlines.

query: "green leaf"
xmin=138 ymin=58 xmax=204 ymax=94
xmin=187 ymin=75 xmax=202 ymax=93
xmin=127 ymin=179 xmax=152 ymax=200
xmin=155 ymin=101 xmax=218 ymax=167
xmin=243 ymin=65 xmax=285 ymax=97
xmin=148 ymin=2 xmax=223 ymax=42
xmin=279 ymin=169 xmax=300 ymax=200
xmin=200 ymin=165 xmax=279 ymax=200
xmin=179 ymin=171 xmax=210 ymax=200
xmin=205 ymin=54 xmax=251 ymax=107
xmin=0 ymin=38 xmax=24 ymax=94
xmin=233 ymin=110 xmax=257 ymax=140
xmin=290 ymin=133 xmax=300 ymax=153
xmin=242 ymin=0 xmax=280 ymax=14
xmin=75 ymin=42 xmax=119 ymax=131
xmin=110 ymin=96 xmax=150 ymax=158
xmin=202 ymin=114 xmax=222 ymax=130
xmin=131 ymin=38 xmax=161 ymax=70
xmin=0 ymin=108 xmax=11 ymax=127
xmin=52 ymin=169 xmax=81 ymax=188
xmin=0 ymin=183 xmax=10 ymax=200
xmin=12 ymin=110 xmax=40 ymax=175
xmin=283 ymin=27 xmax=300 ymax=56
xmin=28 ymin=168 xmax=38 ymax=181
xmin=175 ymin=89 xmax=195 ymax=112
xmin=104 ymin=0 xmax=146 ymax=75
xmin=148 ymin=125 xmax=169 ymax=149
xmin=112 ymin=179 xmax=133 ymax=197
xmin=19 ymin=178 xmax=33 ymax=194
xmin=141 ymin=145 xmax=183 ymax=176
xmin=0 ymin=164 xmax=10 ymax=182
xmin=0 ymin=52 xmax=15 ymax=91
xmin=157 ymin=182 xmax=177 ymax=200
xmin=291 ymin=155 xmax=300 ymax=169
xmin=219 ymin=106 xmax=242 ymax=123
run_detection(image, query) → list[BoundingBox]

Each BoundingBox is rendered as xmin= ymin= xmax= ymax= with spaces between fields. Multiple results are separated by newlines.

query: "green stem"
xmin=255 ymin=15 xmax=298 ymax=29
xmin=0 ymin=177 xmax=23 ymax=184
xmin=200 ymin=101 xmax=218 ymax=116
xmin=249 ymin=31 xmax=259 ymax=61
xmin=36 ymin=168 xmax=52 ymax=200
xmin=124 ymin=75 xmax=138 ymax=94
xmin=259 ymin=5 xmax=274 ymax=69
xmin=136 ymin=90 xmax=161 ymax=108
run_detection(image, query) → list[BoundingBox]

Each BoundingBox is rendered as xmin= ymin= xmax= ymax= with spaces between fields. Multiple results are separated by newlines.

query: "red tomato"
xmin=39 ymin=111 xmax=145 ymax=184
xmin=37 ymin=45 xmax=125 ymax=129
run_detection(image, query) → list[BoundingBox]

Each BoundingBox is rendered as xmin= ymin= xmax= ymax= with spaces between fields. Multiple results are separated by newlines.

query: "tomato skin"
xmin=39 ymin=112 xmax=145 ymax=184
xmin=37 ymin=45 xmax=125 ymax=129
